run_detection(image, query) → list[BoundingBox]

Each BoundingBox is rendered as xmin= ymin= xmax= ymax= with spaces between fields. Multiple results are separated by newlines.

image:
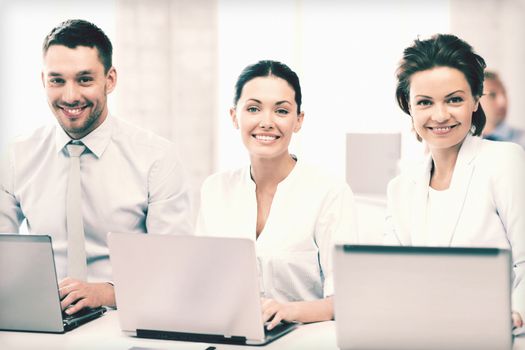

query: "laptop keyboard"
xmin=63 ymin=307 xmax=88 ymax=320
xmin=62 ymin=307 xmax=103 ymax=322
xmin=264 ymin=322 xmax=296 ymax=337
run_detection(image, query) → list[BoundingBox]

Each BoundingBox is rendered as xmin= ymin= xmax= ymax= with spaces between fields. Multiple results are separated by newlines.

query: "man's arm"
xmin=145 ymin=145 xmax=193 ymax=235
xmin=0 ymin=150 xmax=24 ymax=232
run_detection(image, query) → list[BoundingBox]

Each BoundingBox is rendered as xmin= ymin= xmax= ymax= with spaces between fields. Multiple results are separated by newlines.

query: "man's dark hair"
xmin=43 ymin=19 xmax=113 ymax=73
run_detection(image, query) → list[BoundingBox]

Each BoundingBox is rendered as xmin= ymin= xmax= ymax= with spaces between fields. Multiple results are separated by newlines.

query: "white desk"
xmin=1 ymin=310 xmax=523 ymax=350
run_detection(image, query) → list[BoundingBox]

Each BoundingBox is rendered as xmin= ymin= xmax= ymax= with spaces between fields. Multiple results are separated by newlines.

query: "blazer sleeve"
xmin=194 ymin=177 xmax=212 ymax=237
xmin=492 ymin=143 xmax=525 ymax=320
xmin=384 ymin=178 xmax=402 ymax=246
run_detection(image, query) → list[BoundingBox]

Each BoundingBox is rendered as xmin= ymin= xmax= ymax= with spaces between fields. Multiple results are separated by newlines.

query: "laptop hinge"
xmin=136 ymin=329 xmax=247 ymax=345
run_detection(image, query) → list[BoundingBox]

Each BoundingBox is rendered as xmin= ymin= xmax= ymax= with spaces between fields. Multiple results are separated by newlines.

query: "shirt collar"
xmin=55 ymin=115 xmax=113 ymax=158
xmin=245 ymin=155 xmax=301 ymax=188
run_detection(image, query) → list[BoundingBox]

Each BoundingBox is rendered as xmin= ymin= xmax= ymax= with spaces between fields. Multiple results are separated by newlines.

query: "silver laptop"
xmin=108 ymin=232 xmax=297 ymax=345
xmin=0 ymin=234 xmax=106 ymax=333
xmin=333 ymin=245 xmax=513 ymax=350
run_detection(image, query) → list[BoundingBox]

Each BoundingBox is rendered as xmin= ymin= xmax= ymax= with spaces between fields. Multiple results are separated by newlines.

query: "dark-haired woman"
xmin=385 ymin=34 xmax=525 ymax=330
xmin=196 ymin=60 xmax=357 ymax=328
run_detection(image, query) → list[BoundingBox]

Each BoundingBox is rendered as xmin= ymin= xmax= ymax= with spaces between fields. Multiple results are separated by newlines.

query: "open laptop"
xmin=333 ymin=244 xmax=513 ymax=350
xmin=108 ymin=232 xmax=297 ymax=345
xmin=0 ymin=234 xmax=106 ymax=333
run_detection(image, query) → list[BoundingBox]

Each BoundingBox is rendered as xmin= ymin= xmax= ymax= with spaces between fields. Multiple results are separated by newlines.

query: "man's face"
xmin=480 ymin=77 xmax=507 ymax=128
xmin=42 ymin=45 xmax=116 ymax=139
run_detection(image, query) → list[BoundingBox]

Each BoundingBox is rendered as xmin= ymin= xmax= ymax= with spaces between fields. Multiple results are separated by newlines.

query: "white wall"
xmin=114 ymin=0 xmax=217 ymax=219
xmin=0 ymin=0 xmax=116 ymax=154
xmin=216 ymin=0 xmax=302 ymax=171
xmin=3 ymin=1 xmax=524 ymax=172
xmin=450 ymin=0 xmax=525 ymax=130
xmin=216 ymin=0 xmax=449 ymax=178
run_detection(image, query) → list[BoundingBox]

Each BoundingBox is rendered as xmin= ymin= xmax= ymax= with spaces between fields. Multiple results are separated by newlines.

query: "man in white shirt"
xmin=0 ymin=19 xmax=193 ymax=314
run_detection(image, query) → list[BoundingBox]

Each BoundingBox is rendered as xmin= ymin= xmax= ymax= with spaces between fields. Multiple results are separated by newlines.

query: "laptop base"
xmin=137 ymin=322 xmax=297 ymax=346
xmin=63 ymin=307 xmax=107 ymax=332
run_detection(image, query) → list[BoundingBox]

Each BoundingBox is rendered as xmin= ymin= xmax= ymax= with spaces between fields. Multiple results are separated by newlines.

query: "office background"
xmin=1 ymin=0 xmax=524 ymax=228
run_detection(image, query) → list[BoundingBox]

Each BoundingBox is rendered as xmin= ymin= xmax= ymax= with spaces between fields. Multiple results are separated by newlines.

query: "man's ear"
xmin=105 ymin=67 xmax=117 ymax=94
xmin=230 ymin=107 xmax=239 ymax=129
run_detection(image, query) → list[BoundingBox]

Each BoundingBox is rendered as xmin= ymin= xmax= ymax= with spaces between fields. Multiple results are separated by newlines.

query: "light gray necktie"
xmin=66 ymin=143 xmax=87 ymax=280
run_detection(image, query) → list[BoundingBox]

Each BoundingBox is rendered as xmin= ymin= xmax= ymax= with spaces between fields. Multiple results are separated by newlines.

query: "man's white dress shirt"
xmin=196 ymin=159 xmax=358 ymax=302
xmin=0 ymin=116 xmax=193 ymax=282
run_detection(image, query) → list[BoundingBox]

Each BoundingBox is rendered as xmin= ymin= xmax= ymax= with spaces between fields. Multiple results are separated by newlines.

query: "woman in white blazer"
xmin=196 ymin=60 xmax=357 ymax=329
xmin=385 ymin=34 xmax=525 ymax=330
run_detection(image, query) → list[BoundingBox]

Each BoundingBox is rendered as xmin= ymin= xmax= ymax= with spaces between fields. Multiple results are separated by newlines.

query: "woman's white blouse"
xmin=425 ymin=187 xmax=451 ymax=246
xmin=196 ymin=160 xmax=358 ymax=302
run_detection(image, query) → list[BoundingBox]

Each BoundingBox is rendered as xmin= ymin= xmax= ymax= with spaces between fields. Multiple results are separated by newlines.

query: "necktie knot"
xmin=67 ymin=143 xmax=86 ymax=158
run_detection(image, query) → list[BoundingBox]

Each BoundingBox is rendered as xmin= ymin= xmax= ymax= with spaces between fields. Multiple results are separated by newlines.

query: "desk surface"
xmin=1 ymin=310 xmax=524 ymax=350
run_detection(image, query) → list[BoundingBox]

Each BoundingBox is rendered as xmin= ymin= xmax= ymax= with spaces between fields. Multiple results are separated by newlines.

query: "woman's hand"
xmin=512 ymin=311 xmax=523 ymax=329
xmin=260 ymin=296 xmax=334 ymax=330
xmin=261 ymin=298 xmax=298 ymax=330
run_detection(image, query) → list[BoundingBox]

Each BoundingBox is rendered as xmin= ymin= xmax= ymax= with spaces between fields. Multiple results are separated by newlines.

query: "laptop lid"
xmin=333 ymin=245 xmax=513 ymax=350
xmin=0 ymin=234 xmax=65 ymax=332
xmin=0 ymin=234 xmax=105 ymax=333
xmin=109 ymin=233 xmax=291 ymax=345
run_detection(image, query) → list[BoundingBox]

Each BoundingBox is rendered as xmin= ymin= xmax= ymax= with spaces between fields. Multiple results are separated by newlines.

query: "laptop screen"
xmin=0 ymin=234 xmax=64 ymax=332
xmin=333 ymin=245 xmax=512 ymax=350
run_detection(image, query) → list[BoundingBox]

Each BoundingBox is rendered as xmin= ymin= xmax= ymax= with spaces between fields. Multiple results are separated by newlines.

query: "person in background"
xmin=196 ymin=60 xmax=358 ymax=329
xmin=0 ymin=19 xmax=193 ymax=314
xmin=480 ymin=70 xmax=525 ymax=148
xmin=385 ymin=34 xmax=525 ymax=331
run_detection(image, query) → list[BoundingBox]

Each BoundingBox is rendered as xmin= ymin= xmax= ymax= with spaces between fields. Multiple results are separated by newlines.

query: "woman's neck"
xmin=250 ymin=152 xmax=296 ymax=189
xmin=429 ymin=143 xmax=461 ymax=190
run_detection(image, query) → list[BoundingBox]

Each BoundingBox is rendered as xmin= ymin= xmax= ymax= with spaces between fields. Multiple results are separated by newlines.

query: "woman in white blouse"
xmin=196 ymin=60 xmax=357 ymax=329
xmin=385 ymin=34 xmax=525 ymax=330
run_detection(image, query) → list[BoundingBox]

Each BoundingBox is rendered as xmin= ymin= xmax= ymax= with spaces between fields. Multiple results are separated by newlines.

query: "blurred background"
xmin=1 ymin=0 xmax=524 ymax=239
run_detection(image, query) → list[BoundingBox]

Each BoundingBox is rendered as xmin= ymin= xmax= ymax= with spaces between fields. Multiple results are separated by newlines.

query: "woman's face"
xmin=408 ymin=66 xmax=479 ymax=153
xmin=231 ymin=76 xmax=303 ymax=160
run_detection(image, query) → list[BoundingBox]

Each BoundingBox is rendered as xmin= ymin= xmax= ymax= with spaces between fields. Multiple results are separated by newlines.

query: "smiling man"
xmin=0 ymin=19 xmax=193 ymax=314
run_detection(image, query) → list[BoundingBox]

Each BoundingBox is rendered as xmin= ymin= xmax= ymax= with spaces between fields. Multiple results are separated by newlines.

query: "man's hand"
xmin=58 ymin=277 xmax=115 ymax=315
xmin=261 ymin=297 xmax=298 ymax=331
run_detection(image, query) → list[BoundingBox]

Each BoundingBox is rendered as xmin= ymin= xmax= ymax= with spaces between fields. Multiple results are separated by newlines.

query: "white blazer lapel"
xmin=409 ymin=155 xmax=432 ymax=246
xmin=437 ymin=134 xmax=479 ymax=246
